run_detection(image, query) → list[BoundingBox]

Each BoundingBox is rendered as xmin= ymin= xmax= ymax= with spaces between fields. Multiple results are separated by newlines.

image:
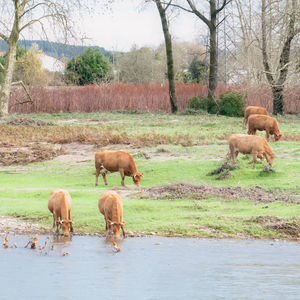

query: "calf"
xmin=243 ymin=106 xmax=268 ymax=128
xmin=98 ymin=191 xmax=126 ymax=239
xmin=95 ymin=150 xmax=143 ymax=187
xmin=228 ymin=134 xmax=276 ymax=169
xmin=48 ymin=188 xmax=73 ymax=237
xmin=248 ymin=114 xmax=282 ymax=141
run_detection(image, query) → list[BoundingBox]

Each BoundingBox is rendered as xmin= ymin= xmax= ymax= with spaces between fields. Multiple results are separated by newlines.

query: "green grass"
xmin=0 ymin=112 xmax=300 ymax=239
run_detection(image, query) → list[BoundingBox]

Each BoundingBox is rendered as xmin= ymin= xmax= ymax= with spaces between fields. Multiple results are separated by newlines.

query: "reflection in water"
xmin=1 ymin=236 xmax=300 ymax=300
xmin=52 ymin=234 xmax=73 ymax=244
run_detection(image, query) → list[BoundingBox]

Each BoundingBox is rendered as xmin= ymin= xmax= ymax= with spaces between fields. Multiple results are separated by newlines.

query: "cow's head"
xmin=274 ymin=133 xmax=282 ymax=141
xmin=108 ymin=220 xmax=126 ymax=239
xmin=267 ymin=153 xmax=276 ymax=166
xmin=59 ymin=219 xmax=73 ymax=237
xmin=132 ymin=172 xmax=144 ymax=186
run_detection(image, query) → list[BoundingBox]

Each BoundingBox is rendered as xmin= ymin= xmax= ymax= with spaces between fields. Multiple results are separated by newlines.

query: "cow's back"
xmin=245 ymin=106 xmax=268 ymax=119
xmin=48 ymin=189 xmax=71 ymax=218
xmin=229 ymin=134 xmax=265 ymax=153
xmin=95 ymin=150 xmax=136 ymax=173
xmin=98 ymin=191 xmax=123 ymax=222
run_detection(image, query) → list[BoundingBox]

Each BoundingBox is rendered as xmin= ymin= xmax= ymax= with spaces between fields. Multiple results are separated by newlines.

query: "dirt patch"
xmin=5 ymin=117 xmax=54 ymax=126
xmin=0 ymin=144 xmax=66 ymax=166
xmin=144 ymin=183 xmax=300 ymax=203
xmin=0 ymin=216 xmax=50 ymax=235
xmin=251 ymin=216 xmax=300 ymax=237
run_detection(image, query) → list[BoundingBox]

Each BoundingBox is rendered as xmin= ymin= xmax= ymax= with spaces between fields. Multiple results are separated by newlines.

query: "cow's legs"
xmin=229 ymin=144 xmax=235 ymax=164
xmin=242 ymin=117 xmax=247 ymax=129
xmin=119 ymin=168 xmax=125 ymax=186
xmin=54 ymin=213 xmax=59 ymax=233
xmin=235 ymin=151 xmax=239 ymax=160
xmin=102 ymin=172 xmax=108 ymax=185
xmin=257 ymin=152 xmax=264 ymax=166
xmin=121 ymin=225 xmax=126 ymax=238
xmin=95 ymin=167 xmax=100 ymax=186
xmin=69 ymin=210 xmax=73 ymax=233
xmin=265 ymin=131 xmax=270 ymax=141
xmin=252 ymin=152 xmax=258 ymax=169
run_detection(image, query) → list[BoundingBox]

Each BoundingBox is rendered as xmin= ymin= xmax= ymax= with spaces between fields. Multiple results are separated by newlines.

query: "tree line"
xmin=0 ymin=0 xmax=299 ymax=116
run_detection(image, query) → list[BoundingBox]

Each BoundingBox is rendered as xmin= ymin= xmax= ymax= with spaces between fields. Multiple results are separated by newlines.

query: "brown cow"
xmin=48 ymin=188 xmax=73 ymax=237
xmin=228 ymin=134 xmax=276 ymax=169
xmin=95 ymin=150 xmax=143 ymax=187
xmin=248 ymin=114 xmax=282 ymax=141
xmin=243 ymin=106 xmax=268 ymax=128
xmin=98 ymin=191 xmax=126 ymax=239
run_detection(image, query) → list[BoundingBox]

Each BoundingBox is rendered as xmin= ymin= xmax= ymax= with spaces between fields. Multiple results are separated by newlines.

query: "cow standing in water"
xmin=48 ymin=189 xmax=73 ymax=237
xmin=98 ymin=191 xmax=126 ymax=239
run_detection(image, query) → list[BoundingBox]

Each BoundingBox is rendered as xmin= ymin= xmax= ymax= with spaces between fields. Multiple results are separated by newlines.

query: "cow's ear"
xmin=59 ymin=220 xmax=64 ymax=225
xmin=141 ymin=173 xmax=144 ymax=177
xmin=121 ymin=221 xmax=126 ymax=225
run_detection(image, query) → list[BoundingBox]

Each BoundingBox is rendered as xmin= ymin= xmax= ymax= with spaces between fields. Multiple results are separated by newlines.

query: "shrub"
xmin=187 ymin=96 xmax=201 ymax=111
xmin=199 ymin=97 xmax=218 ymax=114
xmin=219 ymin=91 xmax=245 ymax=117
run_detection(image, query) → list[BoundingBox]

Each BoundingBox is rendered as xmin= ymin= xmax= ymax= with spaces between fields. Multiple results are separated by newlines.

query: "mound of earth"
xmin=0 ymin=144 xmax=66 ymax=166
xmin=5 ymin=117 xmax=54 ymax=126
xmin=144 ymin=183 xmax=300 ymax=203
xmin=252 ymin=216 xmax=300 ymax=237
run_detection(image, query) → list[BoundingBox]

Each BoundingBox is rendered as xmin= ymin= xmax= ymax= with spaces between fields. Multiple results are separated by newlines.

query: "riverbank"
xmin=0 ymin=112 xmax=299 ymax=240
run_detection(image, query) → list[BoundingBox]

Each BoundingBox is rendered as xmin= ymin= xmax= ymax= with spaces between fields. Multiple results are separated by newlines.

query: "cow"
xmin=248 ymin=114 xmax=282 ymax=141
xmin=98 ymin=191 xmax=126 ymax=239
xmin=95 ymin=150 xmax=144 ymax=188
xmin=243 ymin=106 xmax=268 ymax=128
xmin=48 ymin=188 xmax=73 ymax=237
xmin=228 ymin=134 xmax=276 ymax=169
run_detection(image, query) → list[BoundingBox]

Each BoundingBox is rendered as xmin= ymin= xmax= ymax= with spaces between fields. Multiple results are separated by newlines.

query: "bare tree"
xmin=164 ymin=0 xmax=232 ymax=104
xmin=0 ymin=0 xmax=85 ymax=116
xmin=152 ymin=0 xmax=178 ymax=113
xmin=261 ymin=0 xmax=300 ymax=114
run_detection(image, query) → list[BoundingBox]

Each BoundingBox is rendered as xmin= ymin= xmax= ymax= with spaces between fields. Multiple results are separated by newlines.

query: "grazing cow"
xmin=248 ymin=114 xmax=282 ymax=141
xmin=243 ymin=106 xmax=268 ymax=128
xmin=95 ymin=150 xmax=143 ymax=187
xmin=98 ymin=191 xmax=126 ymax=239
xmin=228 ymin=134 xmax=276 ymax=169
xmin=48 ymin=188 xmax=73 ymax=237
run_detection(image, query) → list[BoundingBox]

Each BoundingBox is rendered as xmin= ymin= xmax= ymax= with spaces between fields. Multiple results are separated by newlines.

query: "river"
xmin=0 ymin=235 xmax=299 ymax=300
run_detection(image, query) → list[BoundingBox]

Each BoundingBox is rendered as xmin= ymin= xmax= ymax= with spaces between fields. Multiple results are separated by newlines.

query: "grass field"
xmin=0 ymin=112 xmax=299 ymax=239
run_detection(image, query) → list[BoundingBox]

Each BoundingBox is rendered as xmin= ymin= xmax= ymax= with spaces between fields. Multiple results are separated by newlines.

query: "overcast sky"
xmin=77 ymin=1 xmax=206 ymax=52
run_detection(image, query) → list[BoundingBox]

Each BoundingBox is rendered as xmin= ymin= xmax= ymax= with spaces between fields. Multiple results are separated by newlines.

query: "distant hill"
xmin=0 ymin=39 xmax=109 ymax=59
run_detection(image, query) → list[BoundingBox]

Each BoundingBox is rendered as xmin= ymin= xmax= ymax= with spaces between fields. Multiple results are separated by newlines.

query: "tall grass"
xmin=8 ymin=83 xmax=300 ymax=114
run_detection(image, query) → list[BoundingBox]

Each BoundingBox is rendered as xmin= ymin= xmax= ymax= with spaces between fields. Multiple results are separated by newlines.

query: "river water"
xmin=0 ymin=235 xmax=300 ymax=300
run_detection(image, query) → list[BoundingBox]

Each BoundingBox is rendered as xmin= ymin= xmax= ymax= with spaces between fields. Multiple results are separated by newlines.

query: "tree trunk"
xmin=208 ymin=23 xmax=217 ymax=101
xmin=261 ymin=0 xmax=298 ymax=115
xmin=0 ymin=0 xmax=22 ymax=117
xmin=272 ymin=86 xmax=284 ymax=115
xmin=0 ymin=42 xmax=17 ymax=116
xmin=155 ymin=0 xmax=178 ymax=113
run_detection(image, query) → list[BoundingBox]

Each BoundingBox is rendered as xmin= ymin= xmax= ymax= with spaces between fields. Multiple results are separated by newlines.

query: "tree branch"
xmin=11 ymin=81 xmax=34 ymax=105
xmin=186 ymin=0 xmax=211 ymax=29
xmin=19 ymin=14 xmax=64 ymax=32
xmin=0 ymin=32 xmax=9 ymax=43
xmin=215 ymin=0 xmax=233 ymax=16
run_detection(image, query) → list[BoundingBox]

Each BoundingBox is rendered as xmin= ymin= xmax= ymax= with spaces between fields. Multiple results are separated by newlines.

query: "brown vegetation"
xmin=144 ymin=183 xmax=300 ymax=203
xmin=8 ymin=84 xmax=300 ymax=114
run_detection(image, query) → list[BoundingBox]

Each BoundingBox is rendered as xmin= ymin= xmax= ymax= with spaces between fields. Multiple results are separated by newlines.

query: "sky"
xmin=76 ymin=1 xmax=206 ymax=52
